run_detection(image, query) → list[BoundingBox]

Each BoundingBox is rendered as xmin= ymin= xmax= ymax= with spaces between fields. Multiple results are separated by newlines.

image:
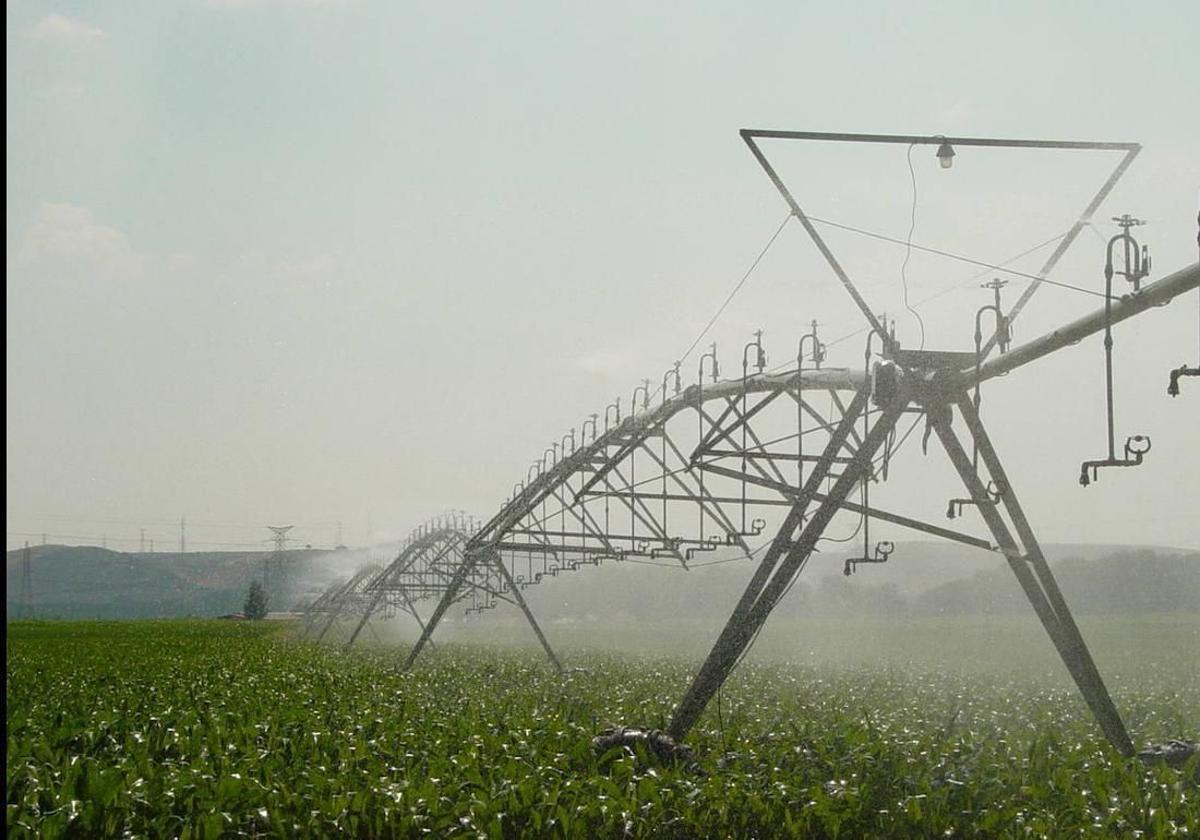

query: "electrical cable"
xmin=816 ymin=515 xmax=864 ymax=545
xmin=689 ymin=538 xmax=773 ymax=568
xmin=5 ymin=531 xmax=267 ymax=549
xmin=902 ymin=144 xmax=928 ymax=349
xmin=617 ymin=557 xmax=682 ymax=568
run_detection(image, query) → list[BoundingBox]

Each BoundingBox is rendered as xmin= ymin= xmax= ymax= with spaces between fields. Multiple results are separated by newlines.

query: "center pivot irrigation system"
xmin=300 ymin=130 xmax=1199 ymax=759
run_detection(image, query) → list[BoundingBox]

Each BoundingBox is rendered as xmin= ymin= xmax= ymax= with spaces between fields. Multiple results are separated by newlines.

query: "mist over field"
xmin=7 ymin=1 xmax=1200 ymax=836
xmin=10 ymin=540 xmax=1196 ymax=628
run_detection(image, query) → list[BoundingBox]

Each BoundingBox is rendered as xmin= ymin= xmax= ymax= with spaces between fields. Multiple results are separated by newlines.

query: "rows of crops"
xmin=6 ymin=620 xmax=1198 ymax=837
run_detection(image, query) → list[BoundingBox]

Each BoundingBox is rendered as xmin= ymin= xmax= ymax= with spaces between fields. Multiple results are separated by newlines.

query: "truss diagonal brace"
xmin=485 ymin=547 xmax=563 ymax=673
xmin=403 ymin=545 xmax=563 ymax=672
xmin=669 ymin=388 xmax=906 ymax=741
xmin=697 ymin=460 xmax=994 ymax=552
xmin=346 ymin=589 xmax=433 ymax=650
xmin=403 ymin=550 xmax=479 ymax=668
xmin=315 ymin=573 xmax=369 ymax=643
xmin=344 ymin=590 xmax=381 ymax=648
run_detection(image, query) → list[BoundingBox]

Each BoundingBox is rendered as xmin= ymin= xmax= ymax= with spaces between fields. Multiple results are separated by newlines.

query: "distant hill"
xmin=909 ymin=548 xmax=1200 ymax=616
xmin=5 ymin=541 xmax=1196 ymax=621
xmin=4 ymin=544 xmax=374 ymax=619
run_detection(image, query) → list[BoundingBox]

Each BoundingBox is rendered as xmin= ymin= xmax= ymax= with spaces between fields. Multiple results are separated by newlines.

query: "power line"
xmin=9 ymin=513 xmax=341 ymax=530
xmin=5 ymin=531 xmax=266 ymax=549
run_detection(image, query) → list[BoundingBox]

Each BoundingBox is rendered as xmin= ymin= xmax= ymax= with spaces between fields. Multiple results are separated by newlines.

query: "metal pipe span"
xmin=471 ymin=366 xmax=866 ymax=547
xmin=975 ymin=262 xmax=1200 ymax=384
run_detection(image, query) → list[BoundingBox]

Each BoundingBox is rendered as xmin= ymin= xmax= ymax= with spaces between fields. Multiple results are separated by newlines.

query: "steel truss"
xmin=398 ymin=367 xmax=1002 ymax=663
xmin=345 ymin=130 xmax=1198 ymax=757
xmin=297 ymin=563 xmax=385 ymax=644
xmin=394 ymin=259 xmax=1197 ymax=755
xmin=393 ymin=264 xmax=1190 ymax=753
xmin=343 ymin=513 xmax=558 ymax=661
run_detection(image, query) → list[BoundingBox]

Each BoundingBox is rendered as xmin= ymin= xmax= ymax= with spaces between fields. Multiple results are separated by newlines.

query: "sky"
xmin=6 ymin=0 xmax=1199 ymax=553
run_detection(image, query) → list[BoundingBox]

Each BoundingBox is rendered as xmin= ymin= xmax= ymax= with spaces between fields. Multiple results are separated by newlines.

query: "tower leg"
xmin=403 ymin=547 xmax=562 ymax=672
xmin=486 ymin=548 xmax=563 ymax=673
xmin=404 ymin=596 xmax=436 ymax=650
xmin=315 ymin=610 xmax=341 ymax=643
xmin=928 ymin=393 xmax=1133 ymax=755
xmin=300 ymin=610 xmax=319 ymax=637
xmin=669 ymin=391 xmax=907 ymax=741
xmin=403 ymin=551 xmax=480 ymax=669
xmin=347 ymin=592 xmax=435 ymax=650
xmin=346 ymin=591 xmax=384 ymax=648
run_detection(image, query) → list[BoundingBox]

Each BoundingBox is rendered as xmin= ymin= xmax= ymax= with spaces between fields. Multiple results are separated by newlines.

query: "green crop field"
xmin=6 ymin=619 xmax=1199 ymax=838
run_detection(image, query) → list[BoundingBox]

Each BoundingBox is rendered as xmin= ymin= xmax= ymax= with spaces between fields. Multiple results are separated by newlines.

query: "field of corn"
xmin=6 ymin=619 xmax=1199 ymax=838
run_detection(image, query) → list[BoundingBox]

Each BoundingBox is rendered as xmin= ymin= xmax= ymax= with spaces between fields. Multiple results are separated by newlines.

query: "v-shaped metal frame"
xmin=741 ymin=129 xmax=1141 ymax=354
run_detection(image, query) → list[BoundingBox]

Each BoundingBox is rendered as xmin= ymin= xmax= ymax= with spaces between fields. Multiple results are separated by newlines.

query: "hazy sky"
xmin=6 ymin=1 xmax=1199 ymax=553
